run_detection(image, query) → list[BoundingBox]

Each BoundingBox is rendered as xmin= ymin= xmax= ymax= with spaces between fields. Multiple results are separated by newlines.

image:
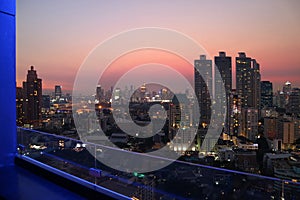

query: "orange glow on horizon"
xmin=99 ymin=49 xmax=194 ymax=90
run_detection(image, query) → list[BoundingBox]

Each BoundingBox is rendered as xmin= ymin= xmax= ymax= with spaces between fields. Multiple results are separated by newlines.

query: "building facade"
xmin=215 ymin=51 xmax=232 ymax=134
xmin=22 ymin=66 xmax=42 ymax=127
xmin=236 ymin=52 xmax=261 ymax=110
xmin=261 ymin=81 xmax=273 ymax=109
xmin=194 ymin=55 xmax=212 ymax=128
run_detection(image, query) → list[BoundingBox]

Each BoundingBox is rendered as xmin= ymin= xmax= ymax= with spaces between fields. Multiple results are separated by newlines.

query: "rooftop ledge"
xmin=15 ymin=154 xmax=131 ymax=200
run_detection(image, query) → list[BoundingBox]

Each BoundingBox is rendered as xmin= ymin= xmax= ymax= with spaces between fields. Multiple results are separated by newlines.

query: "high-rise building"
xmin=95 ymin=85 xmax=104 ymax=102
xmin=278 ymin=119 xmax=295 ymax=148
xmin=215 ymin=52 xmax=232 ymax=133
xmin=241 ymin=108 xmax=258 ymax=141
xmin=264 ymin=117 xmax=278 ymax=140
xmin=236 ymin=52 xmax=252 ymax=108
xmin=280 ymin=81 xmax=292 ymax=109
xmin=275 ymin=90 xmax=286 ymax=108
xmin=236 ymin=53 xmax=261 ymax=140
xmin=231 ymin=91 xmax=242 ymax=136
xmin=261 ymin=81 xmax=273 ymax=108
xmin=168 ymin=94 xmax=195 ymax=151
xmin=283 ymin=81 xmax=292 ymax=94
xmin=214 ymin=52 xmax=232 ymax=94
xmin=251 ymin=59 xmax=261 ymax=111
xmin=55 ymin=85 xmax=62 ymax=100
xmin=274 ymin=82 xmax=299 ymax=115
xmin=194 ymin=55 xmax=212 ymax=128
xmin=286 ymin=88 xmax=300 ymax=116
xmin=236 ymin=52 xmax=261 ymax=110
xmin=194 ymin=55 xmax=213 ymax=151
xmin=22 ymin=66 xmax=42 ymax=127
xmin=16 ymin=87 xmax=24 ymax=126
xmin=139 ymin=84 xmax=146 ymax=101
xmin=294 ymin=118 xmax=300 ymax=141
xmin=113 ymin=87 xmax=121 ymax=101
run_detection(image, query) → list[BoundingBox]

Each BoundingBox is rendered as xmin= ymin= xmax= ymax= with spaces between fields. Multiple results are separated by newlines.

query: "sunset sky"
xmin=17 ymin=0 xmax=300 ymax=93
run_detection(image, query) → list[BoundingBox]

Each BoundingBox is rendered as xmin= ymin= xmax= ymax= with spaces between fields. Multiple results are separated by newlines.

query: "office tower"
xmin=22 ymin=66 xmax=42 ymax=127
xmin=55 ymin=85 xmax=62 ymax=100
xmin=261 ymin=81 xmax=273 ymax=108
xmin=215 ymin=52 xmax=232 ymax=134
xmin=16 ymin=87 xmax=24 ymax=126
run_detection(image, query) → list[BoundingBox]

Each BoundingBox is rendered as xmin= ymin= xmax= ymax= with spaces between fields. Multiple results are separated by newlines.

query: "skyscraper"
xmin=95 ymin=85 xmax=104 ymax=102
xmin=55 ymin=85 xmax=62 ymax=100
xmin=251 ymin=59 xmax=261 ymax=111
xmin=22 ymin=66 xmax=42 ymax=127
xmin=214 ymin=52 xmax=232 ymax=94
xmin=236 ymin=52 xmax=261 ymax=109
xmin=194 ymin=55 xmax=212 ymax=128
xmin=215 ymin=52 xmax=232 ymax=134
xmin=194 ymin=55 xmax=213 ymax=151
xmin=261 ymin=81 xmax=273 ymax=108
xmin=236 ymin=53 xmax=261 ymax=140
xmin=236 ymin=52 xmax=253 ymax=108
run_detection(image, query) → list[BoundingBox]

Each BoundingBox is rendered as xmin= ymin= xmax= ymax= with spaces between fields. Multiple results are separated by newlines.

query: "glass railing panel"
xmin=17 ymin=127 xmax=300 ymax=200
xmin=17 ymin=127 xmax=95 ymax=183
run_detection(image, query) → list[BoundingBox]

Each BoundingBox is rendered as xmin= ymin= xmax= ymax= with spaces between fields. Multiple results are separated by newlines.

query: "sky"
xmin=17 ymin=0 xmax=300 ymax=93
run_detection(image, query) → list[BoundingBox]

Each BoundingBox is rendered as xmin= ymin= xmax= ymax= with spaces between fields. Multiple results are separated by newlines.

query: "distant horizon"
xmin=18 ymin=52 xmax=300 ymax=95
xmin=34 ymin=77 xmax=300 ymax=96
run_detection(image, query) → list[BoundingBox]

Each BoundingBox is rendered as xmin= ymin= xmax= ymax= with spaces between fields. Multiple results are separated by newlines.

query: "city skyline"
xmin=2 ymin=1 xmax=300 ymax=199
xmin=17 ymin=0 xmax=300 ymax=91
xmin=17 ymin=51 xmax=299 ymax=96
